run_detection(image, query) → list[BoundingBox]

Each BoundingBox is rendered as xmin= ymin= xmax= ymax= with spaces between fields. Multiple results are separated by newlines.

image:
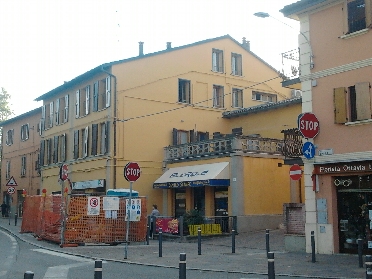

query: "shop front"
xmin=314 ymin=161 xmax=372 ymax=254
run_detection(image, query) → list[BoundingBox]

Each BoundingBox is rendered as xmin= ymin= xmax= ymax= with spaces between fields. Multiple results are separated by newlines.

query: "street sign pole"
xmin=124 ymin=181 xmax=133 ymax=259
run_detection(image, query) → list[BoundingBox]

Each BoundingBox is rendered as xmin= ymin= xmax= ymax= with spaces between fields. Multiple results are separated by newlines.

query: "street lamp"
xmin=254 ymin=12 xmax=314 ymax=69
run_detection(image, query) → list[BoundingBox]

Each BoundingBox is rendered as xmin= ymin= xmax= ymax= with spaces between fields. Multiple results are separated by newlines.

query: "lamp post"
xmin=254 ymin=12 xmax=314 ymax=69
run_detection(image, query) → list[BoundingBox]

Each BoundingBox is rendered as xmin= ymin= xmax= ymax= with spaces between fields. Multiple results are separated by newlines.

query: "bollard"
xmin=159 ymin=228 xmax=163 ymax=257
xmin=15 ymin=213 xmax=18 ymax=226
xmin=24 ymin=271 xmax=34 ymax=279
xmin=232 ymin=229 xmax=236 ymax=254
xmin=266 ymin=229 xmax=270 ymax=257
xmin=179 ymin=253 xmax=186 ymax=279
xmin=358 ymin=239 xmax=364 ymax=268
xmin=232 ymin=216 xmax=238 ymax=233
xmin=268 ymin=252 xmax=275 ymax=279
xmin=94 ymin=260 xmax=102 ymax=279
xmin=366 ymin=255 xmax=372 ymax=279
xmin=197 ymin=227 xmax=201 ymax=255
xmin=311 ymin=231 xmax=316 ymax=263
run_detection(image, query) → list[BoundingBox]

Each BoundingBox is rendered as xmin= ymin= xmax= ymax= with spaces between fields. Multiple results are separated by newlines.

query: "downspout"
xmin=100 ymin=65 xmax=117 ymax=189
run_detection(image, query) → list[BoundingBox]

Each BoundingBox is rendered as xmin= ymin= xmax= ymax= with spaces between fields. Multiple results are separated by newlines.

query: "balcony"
xmin=280 ymin=48 xmax=300 ymax=80
xmin=164 ymin=136 xmax=284 ymax=163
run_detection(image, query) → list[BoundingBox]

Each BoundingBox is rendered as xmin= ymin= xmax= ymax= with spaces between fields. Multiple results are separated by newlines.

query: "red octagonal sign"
xmin=298 ymin=112 xmax=320 ymax=139
xmin=124 ymin=162 xmax=141 ymax=182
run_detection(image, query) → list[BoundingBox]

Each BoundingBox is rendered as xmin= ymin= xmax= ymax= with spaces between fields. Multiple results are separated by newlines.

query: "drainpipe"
xmin=100 ymin=65 xmax=117 ymax=189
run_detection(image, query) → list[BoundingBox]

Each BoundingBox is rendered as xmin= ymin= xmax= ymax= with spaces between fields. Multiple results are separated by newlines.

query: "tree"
xmin=0 ymin=87 xmax=13 ymax=122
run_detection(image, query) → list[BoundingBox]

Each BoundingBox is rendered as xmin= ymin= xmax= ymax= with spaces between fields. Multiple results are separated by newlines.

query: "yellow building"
xmin=34 ymin=35 xmax=297 ymax=231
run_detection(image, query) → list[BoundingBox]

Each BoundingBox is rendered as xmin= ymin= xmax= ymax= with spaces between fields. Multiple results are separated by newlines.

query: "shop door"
xmin=193 ymin=187 xmax=205 ymax=216
xmin=337 ymin=175 xmax=372 ymax=253
xmin=175 ymin=189 xmax=186 ymax=218
xmin=214 ymin=187 xmax=229 ymax=232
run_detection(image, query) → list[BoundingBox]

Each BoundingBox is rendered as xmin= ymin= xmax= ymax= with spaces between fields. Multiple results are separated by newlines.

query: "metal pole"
xmin=124 ymin=181 xmax=133 ymax=259
xmin=179 ymin=253 xmax=186 ymax=279
xmin=146 ymin=215 xmax=150 ymax=245
xmin=24 ymin=271 xmax=34 ymax=279
xmin=268 ymin=251 xmax=275 ymax=279
xmin=311 ymin=230 xmax=316 ymax=263
xmin=15 ymin=212 xmax=17 ymax=226
xmin=266 ymin=229 xmax=270 ymax=257
xmin=359 ymin=239 xmax=364 ymax=268
xmin=232 ymin=229 xmax=236 ymax=253
xmin=197 ymin=227 xmax=201 ymax=255
xmin=94 ymin=260 xmax=102 ymax=279
xmin=366 ymin=255 xmax=372 ymax=279
xmin=159 ymin=227 xmax=163 ymax=257
xmin=60 ymin=180 xmax=65 ymax=246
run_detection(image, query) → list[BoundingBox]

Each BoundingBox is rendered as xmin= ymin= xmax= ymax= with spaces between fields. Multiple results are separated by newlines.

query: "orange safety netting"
xmin=21 ymin=195 xmax=147 ymax=244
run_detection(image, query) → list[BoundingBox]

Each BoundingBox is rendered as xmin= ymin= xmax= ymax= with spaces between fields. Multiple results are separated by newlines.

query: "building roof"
xmin=281 ymin=0 xmax=328 ymax=17
xmin=35 ymin=34 xmax=281 ymax=102
xmin=0 ymin=106 xmax=42 ymax=126
xmin=222 ymin=97 xmax=301 ymax=119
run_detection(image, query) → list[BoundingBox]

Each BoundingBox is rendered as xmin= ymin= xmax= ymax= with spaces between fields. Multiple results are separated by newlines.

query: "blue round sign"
xmin=302 ymin=141 xmax=316 ymax=159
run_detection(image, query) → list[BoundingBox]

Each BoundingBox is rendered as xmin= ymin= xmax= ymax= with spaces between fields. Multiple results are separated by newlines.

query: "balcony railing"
xmin=164 ymin=136 xmax=284 ymax=162
xmin=280 ymin=48 xmax=300 ymax=79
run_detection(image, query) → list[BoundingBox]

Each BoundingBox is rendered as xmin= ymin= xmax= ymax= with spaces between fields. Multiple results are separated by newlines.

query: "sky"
xmin=0 ymin=0 xmax=299 ymax=117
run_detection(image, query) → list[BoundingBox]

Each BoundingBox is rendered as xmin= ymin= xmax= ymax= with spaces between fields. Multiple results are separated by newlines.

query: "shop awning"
xmin=153 ymin=162 xmax=230 ymax=189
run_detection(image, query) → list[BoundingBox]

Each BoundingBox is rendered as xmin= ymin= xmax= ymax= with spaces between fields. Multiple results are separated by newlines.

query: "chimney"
xmin=166 ymin=42 xmax=172 ymax=50
xmin=242 ymin=37 xmax=250 ymax=51
xmin=138 ymin=42 xmax=144 ymax=56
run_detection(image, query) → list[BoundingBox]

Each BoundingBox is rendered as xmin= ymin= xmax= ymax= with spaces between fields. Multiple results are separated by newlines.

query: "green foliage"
xmin=0 ymin=87 xmax=13 ymax=122
xmin=183 ymin=209 xmax=204 ymax=225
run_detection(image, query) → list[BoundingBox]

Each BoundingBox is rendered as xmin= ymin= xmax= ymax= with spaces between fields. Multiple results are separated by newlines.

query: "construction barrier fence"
xmin=21 ymin=194 xmax=147 ymax=244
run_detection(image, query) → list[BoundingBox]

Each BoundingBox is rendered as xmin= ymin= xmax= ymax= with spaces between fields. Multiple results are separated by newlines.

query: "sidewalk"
xmin=0 ymin=217 xmax=366 ymax=279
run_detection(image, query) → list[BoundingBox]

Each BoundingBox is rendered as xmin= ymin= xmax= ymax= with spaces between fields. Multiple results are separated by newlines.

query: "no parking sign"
xmin=87 ymin=197 xmax=100 ymax=215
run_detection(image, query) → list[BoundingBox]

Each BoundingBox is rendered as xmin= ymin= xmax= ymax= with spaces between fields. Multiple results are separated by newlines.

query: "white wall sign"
xmin=103 ymin=197 xmax=119 ymax=210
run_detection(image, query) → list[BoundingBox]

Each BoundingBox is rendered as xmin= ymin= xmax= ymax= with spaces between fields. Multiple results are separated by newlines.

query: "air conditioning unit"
xmin=291 ymin=89 xmax=302 ymax=98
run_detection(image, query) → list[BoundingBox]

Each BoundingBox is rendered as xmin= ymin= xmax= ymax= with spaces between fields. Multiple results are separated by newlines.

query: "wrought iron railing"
xmin=280 ymin=48 xmax=300 ymax=79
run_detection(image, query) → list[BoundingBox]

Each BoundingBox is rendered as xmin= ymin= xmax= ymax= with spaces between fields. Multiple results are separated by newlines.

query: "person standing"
xmin=1 ymin=202 xmax=8 ymax=218
xmin=150 ymin=204 xmax=160 ymax=238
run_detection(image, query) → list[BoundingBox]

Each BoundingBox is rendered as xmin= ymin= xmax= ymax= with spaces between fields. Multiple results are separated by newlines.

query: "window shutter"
xmin=61 ymin=133 xmax=66 ymax=162
xmin=74 ymin=130 xmax=79 ymax=159
xmin=85 ymin=85 xmax=90 ymax=115
xmin=64 ymin=95 xmax=69 ymax=123
xmin=40 ymin=140 xmax=45 ymax=166
xmin=91 ymin=124 xmax=98 ymax=155
xmin=355 ymin=82 xmax=371 ymax=121
xmin=25 ymin=124 xmax=29 ymax=140
xmin=75 ymin=90 xmax=80 ymax=118
xmin=172 ymin=128 xmax=178 ymax=145
xmin=83 ymin=126 xmax=89 ymax=157
xmin=49 ymin=102 xmax=54 ymax=128
xmin=55 ymin=98 xmax=60 ymax=125
xmin=93 ymin=81 xmax=99 ymax=112
xmin=105 ymin=121 xmax=110 ymax=154
xmin=334 ymin=87 xmax=347 ymax=124
xmin=105 ymin=76 xmax=111 ymax=108
xmin=190 ymin=129 xmax=195 ymax=142
xmin=53 ymin=135 xmax=59 ymax=163
xmin=47 ymin=138 xmax=52 ymax=165
xmin=232 ymin=56 xmax=236 ymax=74
xmin=41 ymin=105 xmax=46 ymax=132
xmin=212 ymin=52 xmax=217 ymax=71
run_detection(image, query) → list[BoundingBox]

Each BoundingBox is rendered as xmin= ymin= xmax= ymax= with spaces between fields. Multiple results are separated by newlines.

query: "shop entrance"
xmin=175 ymin=189 xmax=186 ymax=218
xmin=337 ymin=175 xmax=372 ymax=253
xmin=193 ymin=187 xmax=205 ymax=216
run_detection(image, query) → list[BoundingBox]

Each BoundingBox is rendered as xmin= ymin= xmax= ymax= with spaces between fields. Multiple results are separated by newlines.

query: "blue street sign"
xmin=302 ymin=141 xmax=316 ymax=159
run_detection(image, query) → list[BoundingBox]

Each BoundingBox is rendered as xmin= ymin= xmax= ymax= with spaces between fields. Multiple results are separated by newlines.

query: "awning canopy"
xmin=153 ymin=162 xmax=230 ymax=189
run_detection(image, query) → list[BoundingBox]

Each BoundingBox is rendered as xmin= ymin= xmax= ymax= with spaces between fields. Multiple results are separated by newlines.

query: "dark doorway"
xmin=193 ymin=187 xmax=205 ymax=216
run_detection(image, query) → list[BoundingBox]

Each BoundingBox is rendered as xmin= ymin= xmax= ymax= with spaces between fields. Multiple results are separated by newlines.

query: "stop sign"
xmin=124 ymin=162 xmax=141 ymax=182
xmin=298 ymin=112 xmax=320 ymax=138
xmin=289 ymin=164 xmax=302 ymax=180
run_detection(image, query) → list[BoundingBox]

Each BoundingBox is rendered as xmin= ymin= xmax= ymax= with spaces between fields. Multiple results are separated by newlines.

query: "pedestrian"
xmin=150 ymin=204 xmax=160 ymax=238
xmin=1 ymin=202 xmax=8 ymax=218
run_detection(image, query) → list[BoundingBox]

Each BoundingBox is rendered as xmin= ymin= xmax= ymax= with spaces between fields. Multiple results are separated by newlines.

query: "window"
xmin=212 ymin=49 xmax=224 ymax=72
xmin=21 ymin=124 xmax=29 ymax=141
xmin=21 ymin=156 xmax=26 ymax=177
xmin=43 ymin=102 xmax=54 ymax=129
xmin=231 ymin=53 xmax=242 ymax=76
xmin=39 ymin=140 xmax=45 ymax=166
xmin=92 ymin=122 xmax=110 ymax=155
xmin=93 ymin=76 xmax=111 ymax=111
xmin=54 ymin=95 xmax=69 ymax=125
xmin=172 ymin=128 xmax=190 ymax=145
xmin=232 ymin=88 xmax=243 ymax=108
xmin=75 ymin=86 xmax=90 ymax=118
xmin=82 ymin=126 xmax=89 ymax=158
xmin=6 ymin=161 xmax=10 ymax=179
xmin=213 ymin=85 xmax=224 ymax=108
xmin=252 ymin=91 xmax=277 ymax=103
xmin=74 ymin=127 xmax=89 ymax=158
xmin=347 ymin=0 xmax=366 ymax=34
xmin=73 ymin=130 xmax=79 ymax=159
xmin=6 ymin=129 xmax=14 ymax=145
xmin=178 ymin=79 xmax=191 ymax=104
xmin=334 ymin=82 xmax=371 ymax=123
xmin=46 ymin=138 xmax=52 ymax=165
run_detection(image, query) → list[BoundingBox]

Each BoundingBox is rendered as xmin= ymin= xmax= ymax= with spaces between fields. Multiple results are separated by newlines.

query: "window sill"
xmin=212 ymin=70 xmax=224 ymax=74
xmin=345 ymin=119 xmax=372 ymax=126
xmin=339 ymin=28 xmax=369 ymax=39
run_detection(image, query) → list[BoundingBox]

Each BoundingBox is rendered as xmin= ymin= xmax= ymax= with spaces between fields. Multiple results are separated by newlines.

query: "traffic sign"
xmin=302 ymin=142 xmax=316 ymax=159
xmin=7 ymin=186 xmax=15 ymax=195
xmin=124 ymin=162 xmax=141 ymax=182
xmin=298 ymin=112 xmax=320 ymax=138
xmin=59 ymin=164 xmax=69 ymax=181
xmin=289 ymin=164 xmax=302 ymax=180
xmin=6 ymin=176 xmax=17 ymax=187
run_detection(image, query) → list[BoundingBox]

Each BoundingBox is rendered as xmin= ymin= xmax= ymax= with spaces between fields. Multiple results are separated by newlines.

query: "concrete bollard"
xmin=268 ymin=252 xmax=275 ymax=279
xmin=197 ymin=227 xmax=201 ymax=255
xmin=158 ymin=228 xmax=163 ymax=257
xmin=179 ymin=253 xmax=186 ymax=279
xmin=232 ymin=229 xmax=236 ymax=254
xmin=366 ymin=255 xmax=372 ymax=279
xmin=266 ymin=229 xmax=270 ymax=257
xmin=24 ymin=271 xmax=34 ymax=279
xmin=358 ymin=239 xmax=364 ymax=268
xmin=311 ymin=231 xmax=316 ymax=263
xmin=94 ymin=260 xmax=102 ymax=279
